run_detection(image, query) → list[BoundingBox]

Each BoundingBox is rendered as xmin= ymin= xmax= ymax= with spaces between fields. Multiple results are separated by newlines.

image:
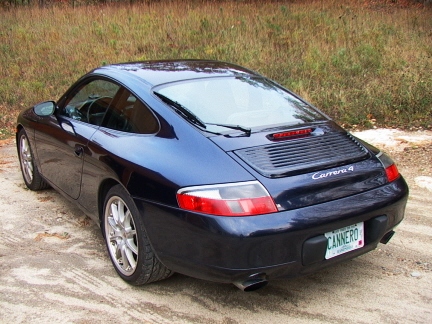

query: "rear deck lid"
xmin=234 ymin=131 xmax=369 ymax=178
xmin=211 ymin=124 xmax=388 ymax=210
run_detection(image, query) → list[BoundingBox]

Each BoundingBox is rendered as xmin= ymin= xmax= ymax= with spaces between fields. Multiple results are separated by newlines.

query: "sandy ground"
xmin=0 ymin=129 xmax=431 ymax=323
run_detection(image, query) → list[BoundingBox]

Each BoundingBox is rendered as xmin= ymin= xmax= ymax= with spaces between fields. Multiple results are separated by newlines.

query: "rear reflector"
xmin=177 ymin=181 xmax=277 ymax=216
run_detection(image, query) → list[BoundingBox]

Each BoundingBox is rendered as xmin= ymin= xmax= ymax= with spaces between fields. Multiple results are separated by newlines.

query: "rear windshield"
xmin=155 ymin=76 xmax=326 ymax=131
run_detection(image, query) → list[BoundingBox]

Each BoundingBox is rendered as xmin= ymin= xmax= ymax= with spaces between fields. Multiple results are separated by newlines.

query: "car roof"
xmin=92 ymin=60 xmax=262 ymax=87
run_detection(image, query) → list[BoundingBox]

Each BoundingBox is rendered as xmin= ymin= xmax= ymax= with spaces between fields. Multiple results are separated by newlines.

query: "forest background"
xmin=0 ymin=0 xmax=431 ymax=139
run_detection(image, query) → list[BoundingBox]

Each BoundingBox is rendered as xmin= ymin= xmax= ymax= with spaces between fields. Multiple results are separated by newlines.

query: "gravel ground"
xmin=0 ymin=129 xmax=431 ymax=323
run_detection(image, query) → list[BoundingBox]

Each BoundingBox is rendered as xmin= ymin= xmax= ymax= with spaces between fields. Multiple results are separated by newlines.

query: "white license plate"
xmin=324 ymin=222 xmax=364 ymax=259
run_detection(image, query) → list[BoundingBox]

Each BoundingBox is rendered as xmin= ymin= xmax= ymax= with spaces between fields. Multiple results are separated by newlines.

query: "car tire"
xmin=17 ymin=129 xmax=49 ymax=191
xmin=102 ymin=184 xmax=172 ymax=285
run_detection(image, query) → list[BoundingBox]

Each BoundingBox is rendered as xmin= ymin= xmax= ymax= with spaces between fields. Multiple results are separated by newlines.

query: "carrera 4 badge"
xmin=312 ymin=166 xmax=355 ymax=180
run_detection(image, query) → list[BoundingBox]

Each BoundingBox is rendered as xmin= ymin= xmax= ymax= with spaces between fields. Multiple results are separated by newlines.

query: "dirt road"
xmin=1 ymin=129 xmax=431 ymax=323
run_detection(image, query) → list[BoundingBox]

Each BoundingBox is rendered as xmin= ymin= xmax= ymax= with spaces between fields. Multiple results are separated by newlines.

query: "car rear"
xmin=134 ymin=120 xmax=408 ymax=289
xmin=127 ymin=60 xmax=408 ymax=289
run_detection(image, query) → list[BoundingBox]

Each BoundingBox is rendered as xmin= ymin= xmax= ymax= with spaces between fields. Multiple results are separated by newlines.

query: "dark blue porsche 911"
xmin=16 ymin=60 xmax=408 ymax=291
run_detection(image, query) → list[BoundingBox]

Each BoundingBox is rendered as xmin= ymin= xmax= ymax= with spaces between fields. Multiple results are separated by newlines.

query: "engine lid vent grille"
xmin=235 ymin=132 xmax=369 ymax=178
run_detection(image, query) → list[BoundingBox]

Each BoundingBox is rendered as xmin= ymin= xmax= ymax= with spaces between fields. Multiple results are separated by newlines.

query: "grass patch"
xmin=0 ymin=0 xmax=431 ymax=139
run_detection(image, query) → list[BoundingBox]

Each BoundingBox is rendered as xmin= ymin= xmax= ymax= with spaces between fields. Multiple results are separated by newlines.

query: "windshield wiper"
xmin=154 ymin=92 xmax=251 ymax=137
xmin=205 ymin=122 xmax=251 ymax=137
xmin=154 ymin=92 xmax=206 ymax=129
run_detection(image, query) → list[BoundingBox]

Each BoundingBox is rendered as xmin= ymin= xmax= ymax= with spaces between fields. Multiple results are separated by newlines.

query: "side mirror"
xmin=33 ymin=101 xmax=56 ymax=117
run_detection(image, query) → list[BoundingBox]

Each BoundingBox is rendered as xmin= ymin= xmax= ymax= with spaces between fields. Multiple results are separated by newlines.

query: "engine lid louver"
xmin=234 ymin=132 xmax=369 ymax=178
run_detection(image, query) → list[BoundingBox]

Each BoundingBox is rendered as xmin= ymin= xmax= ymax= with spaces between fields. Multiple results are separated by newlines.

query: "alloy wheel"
xmin=104 ymin=196 xmax=138 ymax=276
xmin=19 ymin=134 xmax=34 ymax=184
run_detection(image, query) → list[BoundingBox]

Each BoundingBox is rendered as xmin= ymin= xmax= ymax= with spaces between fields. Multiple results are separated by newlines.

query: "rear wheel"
xmin=102 ymin=185 xmax=172 ymax=285
xmin=18 ymin=129 xmax=49 ymax=190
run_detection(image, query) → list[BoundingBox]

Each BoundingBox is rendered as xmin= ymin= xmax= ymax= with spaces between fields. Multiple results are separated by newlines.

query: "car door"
xmin=34 ymin=78 xmax=120 ymax=199
xmin=76 ymin=87 xmax=161 ymax=217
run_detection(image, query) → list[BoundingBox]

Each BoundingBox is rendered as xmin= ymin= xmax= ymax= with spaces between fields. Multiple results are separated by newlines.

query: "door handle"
xmin=74 ymin=145 xmax=84 ymax=157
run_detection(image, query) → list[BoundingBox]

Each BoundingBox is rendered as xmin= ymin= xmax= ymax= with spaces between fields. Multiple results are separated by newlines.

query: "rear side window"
xmin=101 ymin=88 xmax=159 ymax=134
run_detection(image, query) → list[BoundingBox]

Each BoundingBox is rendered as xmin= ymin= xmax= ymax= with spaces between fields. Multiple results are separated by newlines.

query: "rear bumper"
xmin=134 ymin=176 xmax=408 ymax=283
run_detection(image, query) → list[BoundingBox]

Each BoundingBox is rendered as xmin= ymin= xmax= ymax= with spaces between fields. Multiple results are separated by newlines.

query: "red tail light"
xmin=385 ymin=164 xmax=400 ymax=182
xmin=377 ymin=152 xmax=400 ymax=183
xmin=177 ymin=181 xmax=278 ymax=216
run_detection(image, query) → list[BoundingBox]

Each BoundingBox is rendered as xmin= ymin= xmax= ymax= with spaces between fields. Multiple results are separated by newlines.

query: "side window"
xmin=61 ymin=79 xmax=120 ymax=126
xmin=101 ymin=88 xmax=159 ymax=134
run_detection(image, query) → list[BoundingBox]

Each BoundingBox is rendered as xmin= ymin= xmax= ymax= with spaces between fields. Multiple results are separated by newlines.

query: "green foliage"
xmin=0 ymin=0 xmax=431 ymax=139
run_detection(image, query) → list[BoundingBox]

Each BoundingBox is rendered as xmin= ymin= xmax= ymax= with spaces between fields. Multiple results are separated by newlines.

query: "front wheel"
xmin=102 ymin=185 xmax=172 ymax=285
xmin=17 ymin=129 xmax=49 ymax=191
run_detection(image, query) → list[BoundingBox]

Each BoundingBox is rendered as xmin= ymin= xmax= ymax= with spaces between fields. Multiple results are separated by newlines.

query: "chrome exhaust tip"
xmin=233 ymin=273 xmax=268 ymax=292
xmin=380 ymin=230 xmax=395 ymax=244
